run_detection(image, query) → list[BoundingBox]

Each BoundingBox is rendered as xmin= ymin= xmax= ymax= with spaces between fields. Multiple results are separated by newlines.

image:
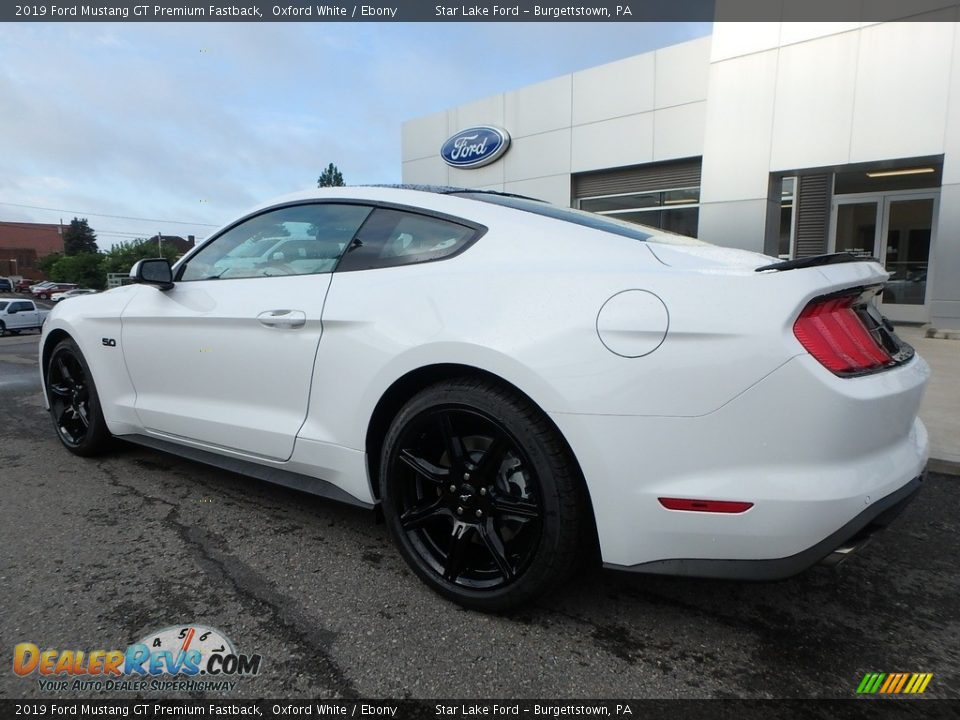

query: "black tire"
xmin=380 ymin=378 xmax=589 ymax=612
xmin=0 ymin=321 xmax=5 ymax=337
xmin=46 ymin=338 xmax=111 ymax=456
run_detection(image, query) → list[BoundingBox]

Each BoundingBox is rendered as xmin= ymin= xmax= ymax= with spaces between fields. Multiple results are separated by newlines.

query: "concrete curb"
xmin=929 ymin=458 xmax=960 ymax=477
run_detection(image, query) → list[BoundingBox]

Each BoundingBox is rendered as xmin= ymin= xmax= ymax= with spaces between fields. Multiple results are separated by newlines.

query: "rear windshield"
xmin=455 ymin=192 xmax=656 ymax=242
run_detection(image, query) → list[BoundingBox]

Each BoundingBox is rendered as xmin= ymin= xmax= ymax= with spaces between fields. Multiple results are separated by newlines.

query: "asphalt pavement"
xmin=1 ymin=332 xmax=957 ymax=700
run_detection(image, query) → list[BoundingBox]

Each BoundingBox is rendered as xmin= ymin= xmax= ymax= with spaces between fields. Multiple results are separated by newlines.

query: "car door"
xmin=120 ymin=202 xmax=373 ymax=461
xmin=4 ymin=301 xmax=22 ymax=329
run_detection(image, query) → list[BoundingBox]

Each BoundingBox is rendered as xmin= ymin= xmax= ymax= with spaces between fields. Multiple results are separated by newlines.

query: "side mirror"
xmin=130 ymin=259 xmax=174 ymax=290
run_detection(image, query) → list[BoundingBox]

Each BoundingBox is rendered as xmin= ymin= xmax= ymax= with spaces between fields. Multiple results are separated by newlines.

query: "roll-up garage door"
xmin=573 ymin=158 xmax=702 ymax=199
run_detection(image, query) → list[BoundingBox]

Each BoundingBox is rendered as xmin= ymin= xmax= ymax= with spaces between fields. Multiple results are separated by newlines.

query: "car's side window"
xmin=335 ymin=208 xmax=480 ymax=273
xmin=178 ymin=203 xmax=373 ymax=282
xmin=11 ymin=302 xmax=31 ymax=312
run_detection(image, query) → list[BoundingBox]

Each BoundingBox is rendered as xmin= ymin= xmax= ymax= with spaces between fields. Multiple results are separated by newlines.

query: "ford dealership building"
xmin=401 ymin=21 xmax=960 ymax=327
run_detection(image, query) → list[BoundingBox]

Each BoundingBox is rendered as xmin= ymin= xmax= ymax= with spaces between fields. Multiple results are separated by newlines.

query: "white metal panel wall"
xmin=850 ymin=21 xmax=955 ymax=163
xmin=931 ymin=18 xmax=960 ymax=325
xmin=401 ymin=35 xmax=711 ymax=199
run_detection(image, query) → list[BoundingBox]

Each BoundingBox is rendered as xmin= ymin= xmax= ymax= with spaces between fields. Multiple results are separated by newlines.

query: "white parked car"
xmin=51 ymin=288 xmax=97 ymax=303
xmin=39 ymin=186 xmax=929 ymax=610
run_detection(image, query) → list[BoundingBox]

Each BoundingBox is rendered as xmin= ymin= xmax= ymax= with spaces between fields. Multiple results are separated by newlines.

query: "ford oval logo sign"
xmin=441 ymin=126 xmax=511 ymax=168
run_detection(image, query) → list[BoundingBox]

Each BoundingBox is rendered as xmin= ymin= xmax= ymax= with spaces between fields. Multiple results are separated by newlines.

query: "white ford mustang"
xmin=40 ymin=185 xmax=929 ymax=610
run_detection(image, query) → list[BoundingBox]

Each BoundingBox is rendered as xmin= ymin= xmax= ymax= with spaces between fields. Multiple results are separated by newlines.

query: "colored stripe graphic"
xmin=879 ymin=674 xmax=897 ymax=693
xmin=858 ymin=673 xmax=932 ymax=694
xmin=859 ymin=673 xmax=886 ymax=694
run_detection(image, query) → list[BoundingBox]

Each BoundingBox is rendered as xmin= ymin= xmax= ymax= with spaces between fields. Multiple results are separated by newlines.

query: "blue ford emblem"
xmin=440 ymin=126 xmax=510 ymax=168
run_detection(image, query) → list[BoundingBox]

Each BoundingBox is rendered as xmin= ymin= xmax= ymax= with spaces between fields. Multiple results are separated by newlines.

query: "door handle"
xmin=257 ymin=309 xmax=306 ymax=329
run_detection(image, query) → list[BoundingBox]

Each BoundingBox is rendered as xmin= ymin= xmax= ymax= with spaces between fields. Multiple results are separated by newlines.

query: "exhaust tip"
xmin=820 ymin=543 xmax=860 ymax=567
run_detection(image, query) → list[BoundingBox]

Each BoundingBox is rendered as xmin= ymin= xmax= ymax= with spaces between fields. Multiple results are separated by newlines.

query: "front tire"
xmin=46 ymin=338 xmax=111 ymax=456
xmin=380 ymin=378 xmax=589 ymax=612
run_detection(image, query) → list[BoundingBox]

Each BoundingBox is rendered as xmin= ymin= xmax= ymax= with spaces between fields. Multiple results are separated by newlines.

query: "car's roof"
xmin=247 ymin=184 xmax=537 ymax=213
xmin=202 ymin=184 xmax=707 ymax=255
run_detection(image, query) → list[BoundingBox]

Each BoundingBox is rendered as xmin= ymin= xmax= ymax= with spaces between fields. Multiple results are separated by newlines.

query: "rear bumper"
xmin=604 ymin=472 xmax=924 ymax=579
xmin=552 ymin=352 xmax=930 ymax=569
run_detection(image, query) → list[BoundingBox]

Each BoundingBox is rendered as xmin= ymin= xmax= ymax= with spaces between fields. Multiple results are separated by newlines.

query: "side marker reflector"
xmin=658 ymin=498 xmax=754 ymax=513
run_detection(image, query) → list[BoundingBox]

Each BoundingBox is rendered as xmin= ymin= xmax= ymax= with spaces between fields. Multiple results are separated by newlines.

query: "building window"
xmin=577 ymin=186 xmax=700 ymax=237
xmin=779 ymin=176 xmax=797 ymax=259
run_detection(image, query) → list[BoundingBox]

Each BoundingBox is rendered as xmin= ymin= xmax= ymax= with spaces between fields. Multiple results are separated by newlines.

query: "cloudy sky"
xmin=0 ymin=21 xmax=710 ymax=246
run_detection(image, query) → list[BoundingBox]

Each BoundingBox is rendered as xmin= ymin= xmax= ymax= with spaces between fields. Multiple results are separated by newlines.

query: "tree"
xmin=317 ymin=163 xmax=345 ymax=188
xmin=49 ymin=252 xmax=106 ymax=290
xmin=100 ymin=238 xmax=179 ymax=276
xmin=62 ymin=217 xmax=99 ymax=255
xmin=38 ymin=252 xmax=63 ymax=277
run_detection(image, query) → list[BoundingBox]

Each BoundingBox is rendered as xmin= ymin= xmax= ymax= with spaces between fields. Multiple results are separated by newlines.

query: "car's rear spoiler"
xmin=755 ymin=252 xmax=875 ymax=272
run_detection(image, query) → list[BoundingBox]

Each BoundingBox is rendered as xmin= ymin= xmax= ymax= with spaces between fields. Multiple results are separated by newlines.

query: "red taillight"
xmin=793 ymin=295 xmax=892 ymax=375
xmin=658 ymin=498 xmax=754 ymax=513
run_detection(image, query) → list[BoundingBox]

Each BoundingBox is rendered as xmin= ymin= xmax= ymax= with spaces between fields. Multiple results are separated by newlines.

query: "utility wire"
xmin=0 ymin=221 xmax=205 ymax=243
xmin=0 ymin=201 xmax=219 ymax=227
xmin=0 ymin=220 xmax=169 ymax=238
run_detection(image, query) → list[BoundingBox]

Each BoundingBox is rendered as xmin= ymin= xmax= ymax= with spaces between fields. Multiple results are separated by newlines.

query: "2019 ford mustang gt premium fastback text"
xmin=40 ymin=185 xmax=929 ymax=611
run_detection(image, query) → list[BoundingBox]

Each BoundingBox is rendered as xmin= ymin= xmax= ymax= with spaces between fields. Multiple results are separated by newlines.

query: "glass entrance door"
xmin=879 ymin=197 xmax=935 ymax=321
xmin=834 ymin=199 xmax=880 ymax=258
xmin=831 ymin=192 xmax=937 ymax=323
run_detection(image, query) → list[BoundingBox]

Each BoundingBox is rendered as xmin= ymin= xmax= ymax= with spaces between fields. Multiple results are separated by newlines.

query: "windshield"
xmin=0 ymin=302 xmax=7 ymax=311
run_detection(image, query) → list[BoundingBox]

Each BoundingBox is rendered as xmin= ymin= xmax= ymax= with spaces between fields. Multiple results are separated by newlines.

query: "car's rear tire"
xmin=380 ymin=378 xmax=588 ymax=612
xmin=46 ymin=338 xmax=111 ymax=456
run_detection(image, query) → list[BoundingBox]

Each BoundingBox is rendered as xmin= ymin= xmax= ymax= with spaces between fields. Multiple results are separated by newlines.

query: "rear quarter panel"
xmin=298 ymin=218 xmax=826 ymax=454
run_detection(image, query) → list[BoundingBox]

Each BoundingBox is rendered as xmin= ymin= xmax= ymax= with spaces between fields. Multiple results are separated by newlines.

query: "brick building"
xmin=0 ymin=221 xmax=64 ymax=280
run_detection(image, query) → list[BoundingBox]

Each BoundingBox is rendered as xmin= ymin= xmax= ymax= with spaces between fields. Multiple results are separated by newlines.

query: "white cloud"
xmin=0 ymin=21 xmax=711 ymax=246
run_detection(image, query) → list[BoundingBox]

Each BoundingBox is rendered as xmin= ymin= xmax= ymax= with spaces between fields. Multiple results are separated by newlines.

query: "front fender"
xmin=39 ymin=287 xmax=144 ymax=434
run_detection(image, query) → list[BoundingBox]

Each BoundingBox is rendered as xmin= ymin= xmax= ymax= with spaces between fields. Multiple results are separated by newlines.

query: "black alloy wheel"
xmin=46 ymin=338 xmax=111 ymax=456
xmin=381 ymin=378 xmax=588 ymax=611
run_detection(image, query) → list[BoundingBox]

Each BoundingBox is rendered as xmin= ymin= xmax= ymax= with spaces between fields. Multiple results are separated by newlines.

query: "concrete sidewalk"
xmin=895 ymin=325 xmax=960 ymax=474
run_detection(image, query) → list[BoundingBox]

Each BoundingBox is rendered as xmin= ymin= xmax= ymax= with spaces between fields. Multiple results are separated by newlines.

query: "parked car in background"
xmin=15 ymin=279 xmax=37 ymax=293
xmin=883 ymin=269 xmax=927 ymax=306
xmin=0 ymin=278 xmax=13 ymax=293
xmin=32 ymin=283 xmax=77 ymax=300
xmin=51 ymin=288 xmax=97 ymax=303
xmin=0 ymin=298 xmax=49 ymax=335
